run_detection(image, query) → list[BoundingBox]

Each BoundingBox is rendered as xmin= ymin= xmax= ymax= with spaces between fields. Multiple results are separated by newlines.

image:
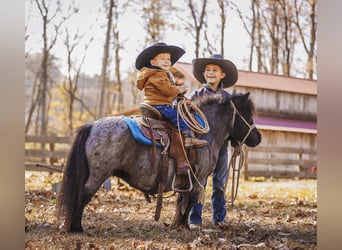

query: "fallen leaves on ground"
xmin=25 ymin=172 xmax=317 ymax=249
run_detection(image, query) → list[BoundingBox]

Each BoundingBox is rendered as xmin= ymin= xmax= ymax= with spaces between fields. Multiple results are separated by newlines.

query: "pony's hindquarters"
xmin=56 ymin=124 xmax=93 ymax=232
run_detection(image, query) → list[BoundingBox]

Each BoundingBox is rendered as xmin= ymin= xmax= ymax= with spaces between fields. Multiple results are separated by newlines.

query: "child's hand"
xmin=178 ymin=86 xmax=188 ymax=94
xmin=175 ymin=81 xmax=184 ymax=86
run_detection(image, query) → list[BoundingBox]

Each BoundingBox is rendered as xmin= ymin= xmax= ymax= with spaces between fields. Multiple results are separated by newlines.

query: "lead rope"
xmin=225 ymin=143 xmax=245 ymax=206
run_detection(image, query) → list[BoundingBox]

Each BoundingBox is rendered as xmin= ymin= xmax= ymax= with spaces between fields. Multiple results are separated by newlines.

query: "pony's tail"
xmin=56 ymin=124 xmax=92 ymax=231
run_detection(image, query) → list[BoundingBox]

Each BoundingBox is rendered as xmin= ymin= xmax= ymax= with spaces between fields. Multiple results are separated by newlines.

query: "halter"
xmin=226 ymin=100 xmax=256 ymax=205
xmin=230 ymin=100 xmax=256 ymax=145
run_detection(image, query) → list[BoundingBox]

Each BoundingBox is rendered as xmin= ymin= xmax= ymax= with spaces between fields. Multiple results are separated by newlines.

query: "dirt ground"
xmin=25 ymin=172 xmax=317 ymax=249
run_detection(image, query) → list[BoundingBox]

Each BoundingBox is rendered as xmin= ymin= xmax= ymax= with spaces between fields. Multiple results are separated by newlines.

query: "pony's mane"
xmin=191 ymin=92 xmax=256 ymax=114
xmin=191 ymin=93 xmax=228 ymax=108
xmin=247 ymin=97 xmax=256 ymax=114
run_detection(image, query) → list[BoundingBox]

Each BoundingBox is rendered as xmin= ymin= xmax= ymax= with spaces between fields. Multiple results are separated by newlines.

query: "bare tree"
xmin=25 ymin=54 xmax=42 ymax=134
xmin=108 ymin=0 xmax=125 ymax=113
xmin=63 ymin=28 xmax=95 ymax=135
xmin=294 ymin=0 xmax=317 ymax=79
xmin=32 ymin=0 xmax=73 ymax=138
xmin=25 ymin=0 xmax=34 ymax=58
xmin=142 ymin=0 xmax=166 ymax=43
xmin=130 ymin=0 xmax=175 ymax=45
xmin=279 ymin=0 xmax=295 ymax=76
xmin=230 ymin=1 xmax=255 ymax=70
xmin=254 ymin=0 xmax=266 ymax=72
xmin=217 ymin=0 xmax=231 ymax=56
xmin=185 ymin=0 xmax=208 ymax=58
xmin=203 ymin=19 xmax=216 ymax=55
xmin=98 ymin=0 xmax=114 ymax=118
xmin=233 ymin=0 xmax=315 ymax=77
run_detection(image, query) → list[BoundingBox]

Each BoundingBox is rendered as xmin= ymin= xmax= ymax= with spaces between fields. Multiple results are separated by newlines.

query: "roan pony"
xmin=57 ymin=92 xmax=261 ymax=233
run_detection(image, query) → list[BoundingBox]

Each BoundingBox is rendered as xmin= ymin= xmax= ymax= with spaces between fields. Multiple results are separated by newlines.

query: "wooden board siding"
xmin=244 ymin=129 xmax=317 ymax=179
xmin=232 ymin=86 xmax=317 ymax=120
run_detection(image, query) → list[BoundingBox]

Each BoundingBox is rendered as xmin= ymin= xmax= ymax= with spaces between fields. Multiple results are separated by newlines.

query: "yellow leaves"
xmin=25 ymin=173 xmax=317 ymax=249
xmin=48 ymin=83 xmax=94 ymax=134
xmin=248 ymin=193 xmax=259 ymax=199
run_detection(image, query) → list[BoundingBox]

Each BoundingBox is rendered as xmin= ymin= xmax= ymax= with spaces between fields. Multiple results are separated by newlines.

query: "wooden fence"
xmin=25 ymin=135 xmax=72 ymax=172
xmin=25 ymin=135 xmax=317 ymax=179
xmin=244 ymin=146 xmax=317 ymax=179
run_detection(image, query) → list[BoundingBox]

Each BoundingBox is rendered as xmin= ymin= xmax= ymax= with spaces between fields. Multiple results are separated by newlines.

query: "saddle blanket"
xmin=121 ymin=115 xmax=163 ymax=147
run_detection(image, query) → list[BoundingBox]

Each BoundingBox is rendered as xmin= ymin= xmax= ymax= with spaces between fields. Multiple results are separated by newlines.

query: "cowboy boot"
xmin=181 ymin=130 xmax=207 ymax=148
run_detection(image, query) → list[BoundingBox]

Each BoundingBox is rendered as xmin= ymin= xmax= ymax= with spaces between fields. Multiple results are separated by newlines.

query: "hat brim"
xmin=192 ymin=58 xmax=238 ymax=88
xmin=135 ymin=45 xmax=185 ymax=70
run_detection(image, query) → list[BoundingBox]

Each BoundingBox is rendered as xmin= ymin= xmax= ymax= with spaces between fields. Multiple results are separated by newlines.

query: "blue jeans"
xmin=189 ymin=145 xmax=229 ymax=225
xmin=154 ymin=105 xmax=189 ymax=131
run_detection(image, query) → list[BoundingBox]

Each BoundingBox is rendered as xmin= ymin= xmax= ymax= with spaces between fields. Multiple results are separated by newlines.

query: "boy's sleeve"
xmin=136 ymin=71 xmax=145 ymax=90
xmin=149 ymin=72 xmax=180 ymax=97
xmin=189 ymin=89 xmax=199 ymax=101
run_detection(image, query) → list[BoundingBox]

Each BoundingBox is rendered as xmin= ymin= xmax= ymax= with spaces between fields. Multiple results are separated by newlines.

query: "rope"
xmin=175 ymin=98 xmax=210 ymax=203
xmin=225 ymin=144 xmax=245 ymax=206
xmin=223 ymin=101 xmax=254 ymax=205
xmin=177 ymin=99 xmax=210 ymax=134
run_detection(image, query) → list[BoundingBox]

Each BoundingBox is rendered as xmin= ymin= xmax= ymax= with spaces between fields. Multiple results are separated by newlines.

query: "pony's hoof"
xmin=70 ymin=225 xmax=84 ymax=233
xmin=176 ymin=224 xmax=186 ymax=231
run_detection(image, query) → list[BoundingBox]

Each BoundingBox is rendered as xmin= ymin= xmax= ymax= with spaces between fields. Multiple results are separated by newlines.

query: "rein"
xmin=225 ymin=101 xmax=256 ymax=205
xmin=226 ymin=144 xmax=244 ymax=206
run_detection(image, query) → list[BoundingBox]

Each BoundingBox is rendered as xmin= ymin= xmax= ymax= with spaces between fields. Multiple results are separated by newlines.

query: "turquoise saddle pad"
xmin=121 ymin=116 xmax=162 ymax=147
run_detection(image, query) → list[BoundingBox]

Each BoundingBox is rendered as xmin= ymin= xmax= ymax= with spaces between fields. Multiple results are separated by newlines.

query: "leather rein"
xmin=226 ymin=100 xmax=256 ymax=205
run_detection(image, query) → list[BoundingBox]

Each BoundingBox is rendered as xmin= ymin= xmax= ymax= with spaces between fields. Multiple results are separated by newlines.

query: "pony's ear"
xmin=239 ymin=92 xmax=250 ymax=103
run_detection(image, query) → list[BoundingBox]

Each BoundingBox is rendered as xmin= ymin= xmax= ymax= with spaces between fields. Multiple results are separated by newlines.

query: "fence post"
xmin=298 ymin=151 xmax=303 ymax=174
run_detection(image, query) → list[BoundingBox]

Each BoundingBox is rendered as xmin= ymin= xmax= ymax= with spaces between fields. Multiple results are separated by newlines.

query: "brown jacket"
xmin=136 ymin=67 xmax=181 ymax=105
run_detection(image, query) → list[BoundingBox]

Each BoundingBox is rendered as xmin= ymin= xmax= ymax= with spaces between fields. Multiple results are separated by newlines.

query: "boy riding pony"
xmin=135 ymin=42 xmax=207 ymax=148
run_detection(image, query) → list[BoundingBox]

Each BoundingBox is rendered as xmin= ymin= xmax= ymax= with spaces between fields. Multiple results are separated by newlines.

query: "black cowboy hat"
xmin=192 ymin=54 xmax=238 ymax=88
xmin=135 ymin=42 xmax=185 ymax=70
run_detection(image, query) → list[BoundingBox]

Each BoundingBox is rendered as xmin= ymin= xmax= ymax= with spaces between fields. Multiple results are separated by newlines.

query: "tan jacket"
xmin=136 ymin=67 xmax=181 ymax=105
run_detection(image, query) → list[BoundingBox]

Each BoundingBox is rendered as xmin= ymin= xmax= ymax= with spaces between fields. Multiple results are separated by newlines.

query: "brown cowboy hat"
xmin=135 ymin=42 xmax=185 ymax=70
xmin=192 ymin=54 xmax=238 ymax=88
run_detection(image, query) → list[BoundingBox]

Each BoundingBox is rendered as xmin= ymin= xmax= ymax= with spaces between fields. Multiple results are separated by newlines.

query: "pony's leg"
xmin=69 ymin=178 xmax=108 ymax=232
xmin=171 ymin=191 xmax=198 ymax=229
xmin=69 ymin=191 xmax=94 ymax=233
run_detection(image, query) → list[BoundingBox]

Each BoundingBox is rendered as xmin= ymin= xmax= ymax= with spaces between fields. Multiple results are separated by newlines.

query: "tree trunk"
xmin=98 ymin=0 xmax=114 ymax=118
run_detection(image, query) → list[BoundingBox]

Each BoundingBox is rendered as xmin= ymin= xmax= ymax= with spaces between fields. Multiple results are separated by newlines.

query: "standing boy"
xmin=188 ymin=54 xmax=238 ymax=228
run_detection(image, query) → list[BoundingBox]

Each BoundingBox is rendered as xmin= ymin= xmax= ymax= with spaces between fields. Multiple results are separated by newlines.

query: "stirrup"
xmin=172 ymin=169 xmax=193 ymax=193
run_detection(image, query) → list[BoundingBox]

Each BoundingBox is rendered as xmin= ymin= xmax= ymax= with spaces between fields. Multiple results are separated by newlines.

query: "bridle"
xmin=225 ymin=100 xmax=257 ymax=205
xmin=230 ymin=100 xmax=256 ymax=145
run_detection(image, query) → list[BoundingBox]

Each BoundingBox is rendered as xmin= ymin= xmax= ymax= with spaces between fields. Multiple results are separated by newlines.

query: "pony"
xmin=56 ymin=92 xmax=261 ymax=233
